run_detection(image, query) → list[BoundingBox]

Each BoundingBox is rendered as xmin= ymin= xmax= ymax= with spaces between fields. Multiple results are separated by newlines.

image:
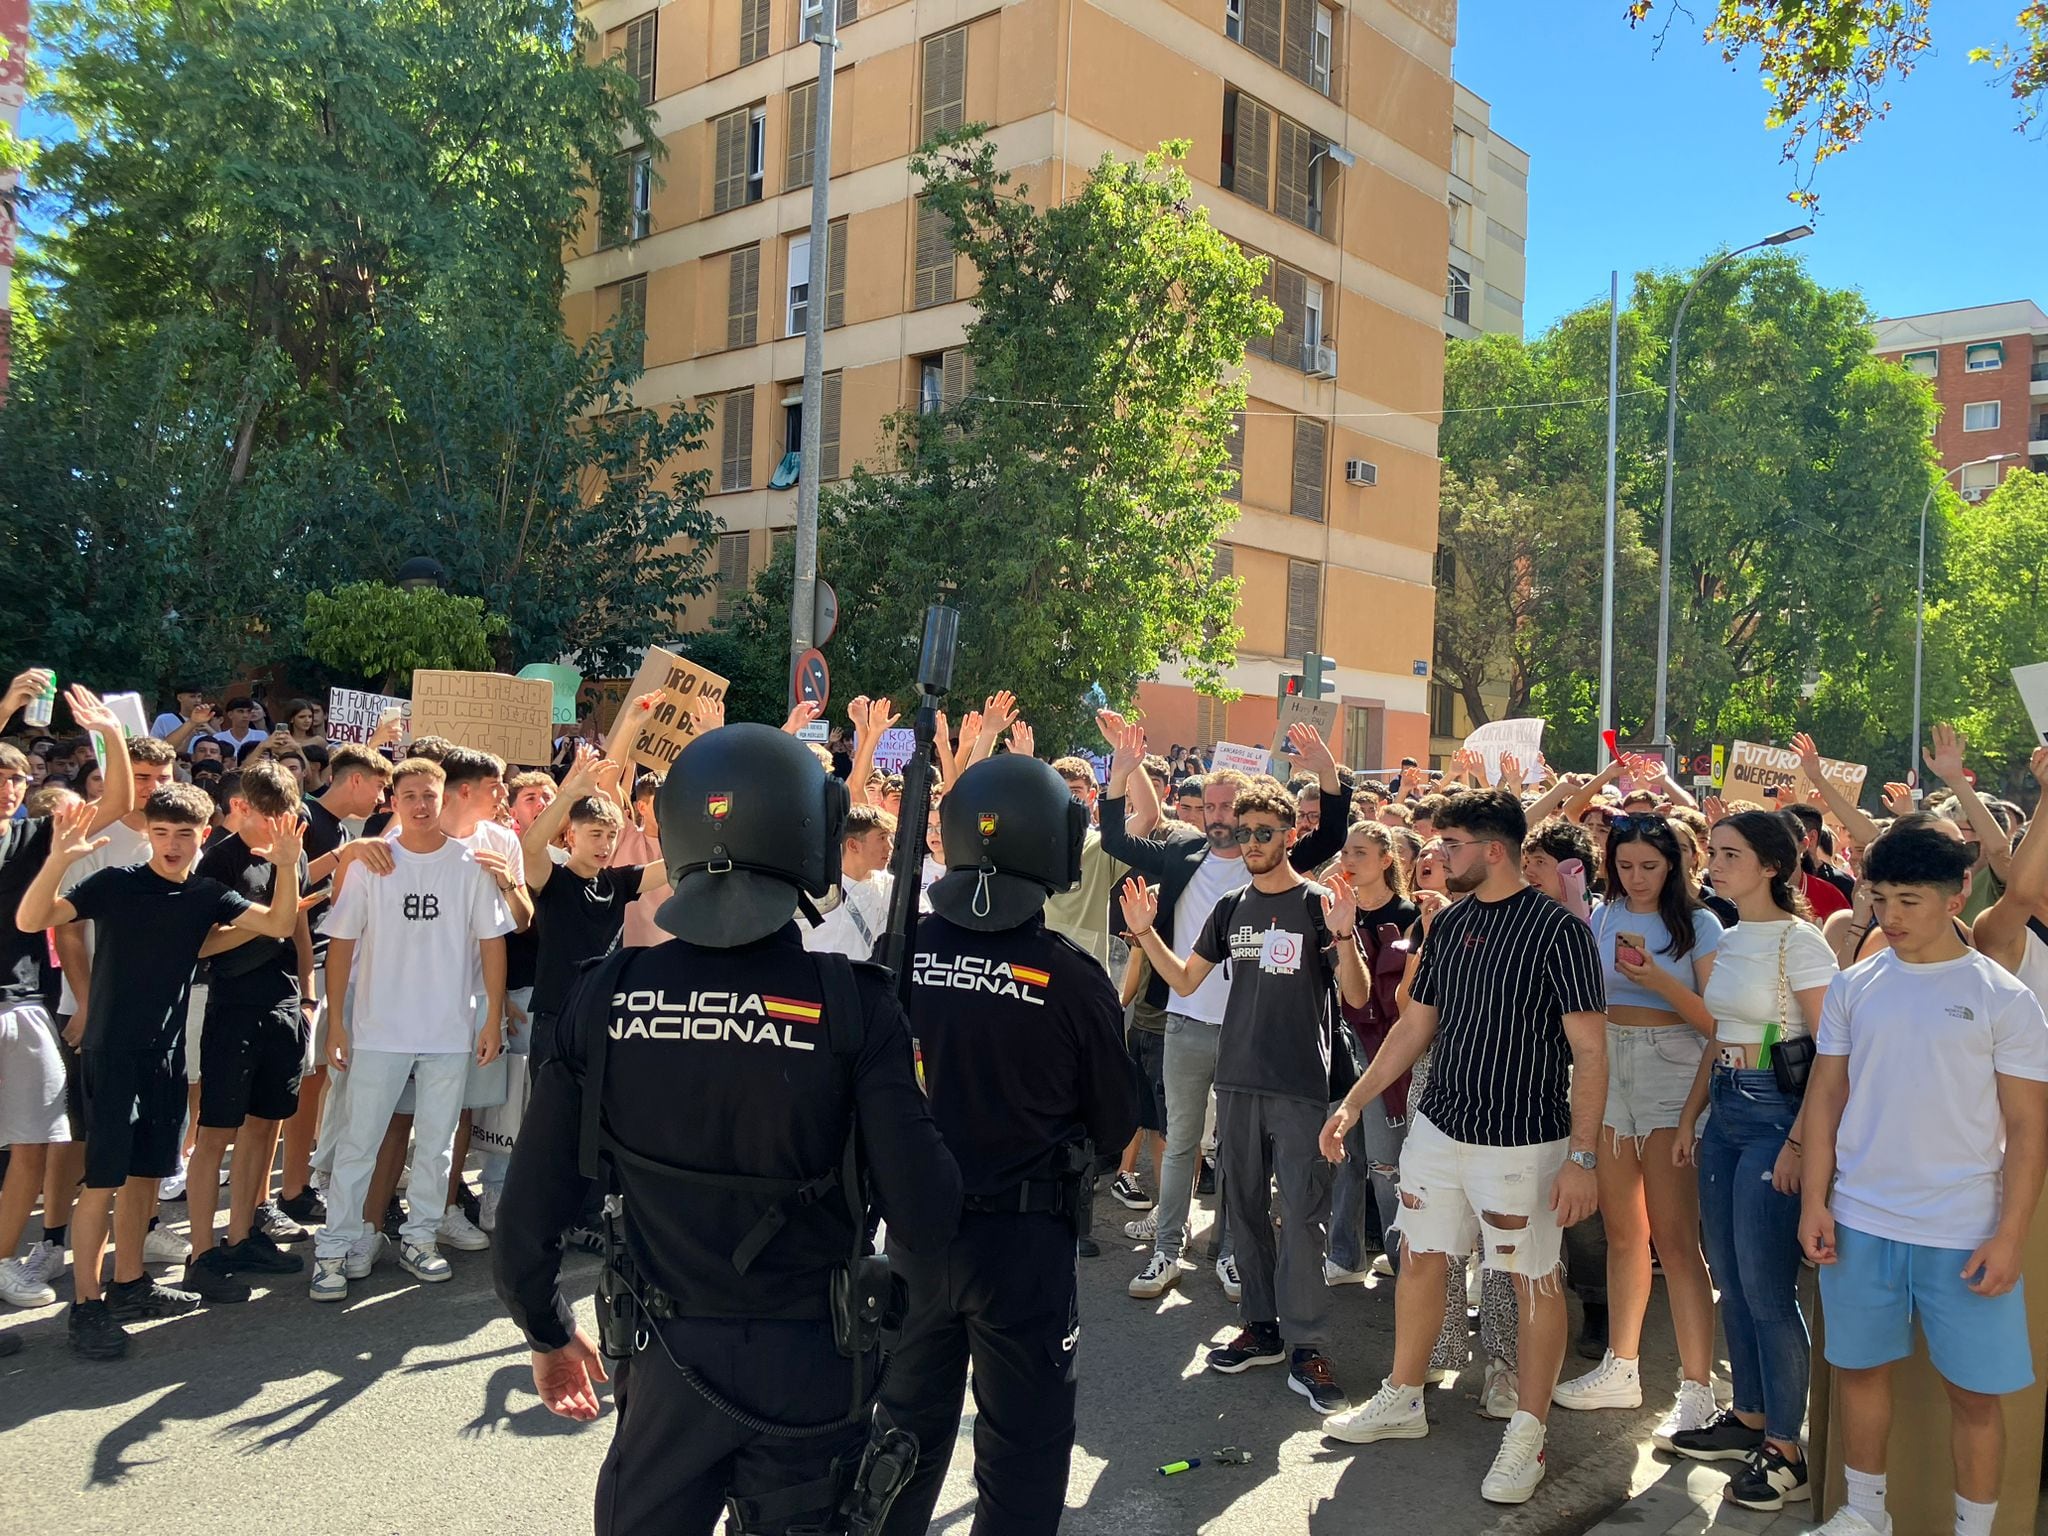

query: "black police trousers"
xmin=596 ymin=1316 xmax=865 ymax=1536
xmin=878 ymin=1211 xmax=1080 ymax=1536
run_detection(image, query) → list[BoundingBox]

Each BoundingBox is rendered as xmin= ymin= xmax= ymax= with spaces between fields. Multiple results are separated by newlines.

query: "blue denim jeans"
xmin=1328 ymin=1095 xmax=1404 ymax=1274
xmin=1153 ymin=1013 xmax=1232 ymax=1265
xmin=1697 ymin=1067 xmax=1809 ymax=1443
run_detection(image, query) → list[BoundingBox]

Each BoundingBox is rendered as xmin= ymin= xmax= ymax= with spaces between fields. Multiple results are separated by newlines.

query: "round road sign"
xmin=794 ymin=647 xmax=830 ymax=710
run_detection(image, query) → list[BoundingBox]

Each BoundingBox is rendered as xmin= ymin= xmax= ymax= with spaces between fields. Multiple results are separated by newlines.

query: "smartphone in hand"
xmin=1616 ymin=932 xmax=1649 ymax=968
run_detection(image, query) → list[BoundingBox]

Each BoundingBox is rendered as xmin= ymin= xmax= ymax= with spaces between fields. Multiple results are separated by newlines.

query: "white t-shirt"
xmin=1701 ymin=917 xmax=1836 ymax=1045
xmin=57 ymin=820 xmax=152 ymax=1017
xmin=2016 ymin=924 xmax=2048 ymax=1011
xmin=1818 ymin=947 xmax=2048 ymax=1248
xmin=806 ymin=872 xmax=892 ymax=960
xmin=149 ymin=712 xmax=184 ymax=739
xmin=1174 ymin=851 xmax=1247 ymax=1026
xmin=325 ymin=841 xmax=513 ymax=1054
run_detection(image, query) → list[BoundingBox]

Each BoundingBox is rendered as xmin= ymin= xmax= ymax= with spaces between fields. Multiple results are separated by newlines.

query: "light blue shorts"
xmin=1819 ymin=1222 xmax=2034 ymax=1396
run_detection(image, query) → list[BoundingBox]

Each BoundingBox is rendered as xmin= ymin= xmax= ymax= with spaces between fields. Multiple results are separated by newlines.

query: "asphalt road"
xmin=2 ymin=1187 xmax=1685 ymax=1536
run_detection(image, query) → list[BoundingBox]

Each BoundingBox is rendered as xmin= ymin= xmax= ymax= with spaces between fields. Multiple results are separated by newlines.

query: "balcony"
xmin=2033 ymin=359 xmax=2048 ymax=395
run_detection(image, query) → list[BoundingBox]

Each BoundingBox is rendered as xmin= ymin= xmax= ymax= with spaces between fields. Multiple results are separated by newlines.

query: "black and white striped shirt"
xmin=1410 ymin=887 xmax=1605 ymax=1147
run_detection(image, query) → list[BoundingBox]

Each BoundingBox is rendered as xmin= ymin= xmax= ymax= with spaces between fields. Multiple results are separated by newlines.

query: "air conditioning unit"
xmin=1963 ymin=488 xmax=1987 ymax=502
xmin=1305 ymin=343 xmax=1338 ymax=378
xmin=1345 ymin=459 xmax=1378 ymax=487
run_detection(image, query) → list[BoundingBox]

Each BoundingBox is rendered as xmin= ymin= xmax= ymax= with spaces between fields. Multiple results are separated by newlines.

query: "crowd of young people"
xmin=3 ymin=662 xmax=2045 ymax=1536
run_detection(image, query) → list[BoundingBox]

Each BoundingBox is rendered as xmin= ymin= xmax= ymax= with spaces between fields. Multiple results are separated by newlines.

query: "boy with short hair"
xmin=805 ymin=804 xmax=896 ymax=961
xmin=1801 ymin=819 xmax=2048 ymax=1536
xmin=17 ymin=786 xmax=301 ymax=1359
xmin=313 ymin=759 xmax=511 ymax=1302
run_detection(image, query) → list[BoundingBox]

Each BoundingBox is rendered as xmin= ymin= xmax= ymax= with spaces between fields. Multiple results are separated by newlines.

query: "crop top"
xmin=1591 ymin=902 xmax=1722 ymax=1013
xmin=1701 ymin=918 xmax=1838 ymax=1046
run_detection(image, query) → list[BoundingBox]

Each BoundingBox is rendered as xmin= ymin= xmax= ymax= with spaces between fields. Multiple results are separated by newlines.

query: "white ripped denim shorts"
xmin=1391 ymin=1111 xmax=1568 ymax=1281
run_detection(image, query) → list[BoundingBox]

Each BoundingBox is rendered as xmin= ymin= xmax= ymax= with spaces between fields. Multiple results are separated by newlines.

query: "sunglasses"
xmin=1232 ymin=825 xmax=1285 ymax=846
xmin=1610 ymin=814 xmax=1671 ymax=838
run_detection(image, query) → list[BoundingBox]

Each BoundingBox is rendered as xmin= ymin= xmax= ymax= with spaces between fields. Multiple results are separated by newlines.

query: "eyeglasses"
xmin=1433 ymin=836 xmax=1497 ymax=857
xmin=1232 ymin=825 xmax=1284 ymax=846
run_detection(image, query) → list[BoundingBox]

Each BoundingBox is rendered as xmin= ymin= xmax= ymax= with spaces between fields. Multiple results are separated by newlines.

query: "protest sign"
xmin=1211 ymin=741 xmax=1271 ymax=778
xmin=872 ymin=727 xmax=917 ymax=774
xmin=2014 ymin=663 xmax=2048 ymax=747
xmin=1270 ymin=697 xmax=1339 ymax=763
xmin=100 ymin=692 xmax=150 ymax=740
xmin=408 ymin=671 xmax=553 ymax=765
xmin=1723 ymin=740 xmax=1869 ymax=810
xmin=327 ymin=687 xmax=410 ymax=746
xmin=620 ymin=645 xmax=731 ymax=772
xmin=516 ymin=662 xmax=584 ymax=726
xmin=1462 ymin=717 xmax=1545 ymax=787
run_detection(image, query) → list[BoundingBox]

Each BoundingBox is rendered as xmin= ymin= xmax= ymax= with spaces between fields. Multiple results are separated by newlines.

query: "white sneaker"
xmin=309 ymin=1257 xmax=348 ymax=1303
xmin=158 ymin=1163 xmax=188 ymax=1202
xmin=1323 ymin=1257 xmax=1372 ymax=1286
xmin=1479 ymin=1357 xmax=1519 ymax=1420
xmin=1215 ymin=1254 xmax=1242 ymax=1302
xmin=1810 ymin=1510 xmax=1889 ymax=1536
xmin=1323 ymin=1377 xmax=1428 ymax=1444
xmin=1552 ymin=1349 xmax=1642 ymax=1410
xmin=1652 ymin=1378 xmax=1719 ymax=1450
xmin=1123 ymin=1212 xmax=1157 ymax=1241
xmin=1371 ymin=1253 xmax=1394 ymax=1278
xmin=399 ymin=1242 xmax=452 ymax=1283
xmin=1480 ymin=1410 xmax=1547 ymax=1504
xmin=479 ymin=1185 xmax=502 ymax=1234
xmin=21 ymin=1238 xmax=66 ymax=1288
xmin=144 ymin=1227 xmax=190 ymax=1265
xmin=435 ymin=1209 xmax=490 ymax=1252
xmin=343 ymin=1233 xmax=385 ymax=1280
xmin=0 ymin=1257 xmax=56 ymax=1308
xmin=1128 ymin=1253 xmax=1183 ymax=1299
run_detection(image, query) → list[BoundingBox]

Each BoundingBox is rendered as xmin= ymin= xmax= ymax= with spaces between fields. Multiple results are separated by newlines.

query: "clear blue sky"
xmin=1452 ymin=2 xmax=2048 ymax=330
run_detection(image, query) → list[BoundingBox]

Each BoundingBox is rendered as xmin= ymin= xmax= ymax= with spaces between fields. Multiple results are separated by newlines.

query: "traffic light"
xmin=1277 ymin=672 xmax=1305 ymax=700
xmin=1301 ymin=653 xmax=1336 ymax=699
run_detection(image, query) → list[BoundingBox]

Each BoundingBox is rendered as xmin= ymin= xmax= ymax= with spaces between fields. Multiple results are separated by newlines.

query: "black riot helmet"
xmin=928 ymin=754 xmax=1086 ymax=932
xmin=654 ymin=723 xmax=848 ymax=946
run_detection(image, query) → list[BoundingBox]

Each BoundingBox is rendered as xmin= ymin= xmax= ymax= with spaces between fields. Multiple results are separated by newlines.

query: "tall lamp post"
xmin=1910 ymin=454 xmax=2010 ymax=789
xmin=1650 ymin=225 xmax=1814 ymax=762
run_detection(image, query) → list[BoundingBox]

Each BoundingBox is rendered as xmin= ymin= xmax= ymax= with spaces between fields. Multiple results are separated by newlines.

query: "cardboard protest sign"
xmin=872 ymin=727 xmax=917 ymax=774
xmin=408 ymin=671 xmax=553 ymax=765
xmin=1210 ymin=741 xmax=1271 ymax=778
xmin=1462 ymin=717 xmax=1544 ymax=787
xmin=620 ymin=645 xmax=731 ymax=772
xmin=2014 ymin=663 xmax=2048 ymax=747
xmin=516 ymin=662 xmax=584 ymax=726
xmin=100 ymin=692 xmax=150 ymax=740
xmin=1270 ymin=697 xmax=1339 ymax=763
xmin=327 ymin=687 xmax=410 ymax=746
xmin=1722 ymin=740 xmax=1869 ymax=810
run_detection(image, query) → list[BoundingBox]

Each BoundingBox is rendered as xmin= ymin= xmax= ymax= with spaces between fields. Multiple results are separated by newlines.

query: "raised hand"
xmin=981 ymin=690 xmax=1018 ymax=739
xmin=688 ymin=691 xmax=725 ymax=735
xmin=1286 ymin=720 xmax=1337 ymax=781
xmin=265 ymin=814 xmax=305 ymax=868
xmin=1108 ymin=718 xmax=1145 ymax=779
xmin=51 ymin=800 xmax=109 ymax=863
xmin=1322 ymin=869 xmax=1358 ymax=938
xmin=1095 ymin=708 xmax=1128 ymax=746
xmin=782 ymin=699 xmax=823 ymax=735
xmin=1923 ymin=722 xmax=1969 ymax=786
xmin=1791 ymin=731 xmax=1824 ymax=781
xmin=1881 ymin=781 xmax=1915 ymax=817
xmin=1118 ymin=876 xmax=1160 ymax=935
xmin=65 ymin=685 xmax=121 ymax=738
xmin=1007 ymin=720 xmax=1035 ymax=759
xmin=1702 ymin=794 xmax=1728 ymax=825
xmin=1497 ymin=752 xmax=1524 ymax=793
xmin=2 ymin=668 xmax=53 ymax=720
xmin=847 ymin=696 xmax=872 ymax=733
xmin=2032 ymin=746 xmax=2048 ymax=793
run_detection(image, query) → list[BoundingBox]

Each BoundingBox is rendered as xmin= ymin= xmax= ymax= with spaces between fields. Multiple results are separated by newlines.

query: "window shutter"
xmin=727 ymin=245 xmax=759 ymax=349
xmin=716 ymin=531 xmax=753 ymax=622
xmin=1290 ymin=417 xmax=1326 ymax=521
xmin=1223 ymin=411 xmax=1245 ymax=500
xmin=838 ymin=0 xmax=857 ymax=22
xmin=825 ymin=217 xmax=847 ymax=327
xmin=786 ymin=81 xmax=816 ymax=189
xmin=941 ymin=347 xmax=968 ymax=406
xmin=713 ymin=109 xmax=748 ymax=212
xmin=1271 ymin=263 xmax=1306 ymax=368
xmin=820 ymin=370 xmax=843 ymax=479
xmin=1285 ymin=558 xmax=1321 ymax=656
xmin=740 ymin=0 xmax=770 ymax=65
xmin=1281 ymin=0 xmax=1314 ymax=84
xmin=1212 ymin=542 xmax=1235 ymax=582
xmin=622 ymin=14 xmax=657 ymax=105
xmin=721 ymin=389 xmax=755 ymax=491
xmin=1232 ymin=95 xmax=1271 ymax=209
xmin=617 ymin=276 xmax=647 ymax=371
xmin=1274 ymin=117 xmax=1312 ymax=228
xmin=920 ymin=29 xmax=967 ymax=143
xmin=914 ymin=198 xmax=954 ymax=308
xmin=1243 ymin=0 xmax=1283 ymax=64
xmin=1245 ymin=259 xmax=1275 ymax=361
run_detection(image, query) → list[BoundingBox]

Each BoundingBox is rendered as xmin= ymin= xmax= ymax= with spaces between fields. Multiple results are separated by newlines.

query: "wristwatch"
xmin=1566 ymin=1150 xmax=1597 ymax=1172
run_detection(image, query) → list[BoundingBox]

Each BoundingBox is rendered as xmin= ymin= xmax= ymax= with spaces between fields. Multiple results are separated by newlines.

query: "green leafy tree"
xmin=303 ymin=582 xmax=506 ymax=692
xmin=749 ymin=132 xmax=1271 ymax=748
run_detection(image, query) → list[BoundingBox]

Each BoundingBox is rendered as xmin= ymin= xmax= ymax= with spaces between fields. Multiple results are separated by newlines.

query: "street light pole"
xmin=1910 ymin=453 xmax=2009 ymax=789
xmin=1650 ymin=224 xmax=1813 ymax=761
xmin=788 ymin=1 xmax=839 ymax=703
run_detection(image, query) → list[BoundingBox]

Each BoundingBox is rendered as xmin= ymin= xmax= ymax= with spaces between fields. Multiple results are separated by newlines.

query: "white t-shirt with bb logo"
xmin=326 ymin=841 xmax=513 ymax=1054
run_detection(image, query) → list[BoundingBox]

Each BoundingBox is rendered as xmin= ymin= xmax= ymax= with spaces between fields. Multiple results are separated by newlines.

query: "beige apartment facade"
xmin=569 ymin=0 xmax=1463 ymax=767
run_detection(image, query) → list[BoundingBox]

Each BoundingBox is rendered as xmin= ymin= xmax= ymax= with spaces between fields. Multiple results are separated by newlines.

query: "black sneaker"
xmin=1576 ymin=1301 xmax=1609 ymax=1360
xmin=455 ymin=1183 xmax=482 ymax=1226
xmin=177 ymin=1250 xmax=250 ymax=1305
xmin=105 ymin=1274 xmax=205 ymax=1320
xmin=1207 ymin=1325 xmax=1286 ymax=1374
xmin=68 ymin=1299 xmax=130 ymax=1360
xmin=255 ymin=1200 xmax=310 ymax=1244
xmin=1077 ymin=1236 xmax=1101 ymax=1259
xmin=1288 ymin=1349 xmax=1347 ymax=1414
xmin=1726 ymin=1443 xmax=1810 ymax=1510
xmin=1111 ymin=1173 xmax=1152 ymax=1210
xmin=1195 ymin=1159 xmax=1217 ymax=1197
xmin=225 ymin=1230 xmax=306 ymax=1275
xmin=382 ymin=1197 xmax=405 ymax=1241
xmin=1664 ymin=1407 xmax=1767 ymax=1463
xmin=277 ymin=1188 xmax=327 ymax=1226
xmin=0 ymin=1331 xmax=21 ymax=1358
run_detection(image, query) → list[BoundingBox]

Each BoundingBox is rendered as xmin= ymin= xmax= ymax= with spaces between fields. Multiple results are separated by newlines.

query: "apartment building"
xmin=1442 ymin=81 xmax=1526 ymax=341
xmin=568 ymin=0 xmax=1464 ymax=766
xmin=1872 ymin=300 xmax=2048 ymax=497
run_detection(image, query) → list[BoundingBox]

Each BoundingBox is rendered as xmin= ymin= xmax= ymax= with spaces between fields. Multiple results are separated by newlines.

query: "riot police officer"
xmin=493 ymin=723 xmax=962 ymax=1536
xmin=880 ymin=754 xmax=1142 ymax=1535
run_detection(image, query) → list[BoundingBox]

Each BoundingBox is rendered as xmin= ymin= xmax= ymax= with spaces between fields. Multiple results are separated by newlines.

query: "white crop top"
xmin=1701 ymin=918 xmax=1838 ymax=1045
